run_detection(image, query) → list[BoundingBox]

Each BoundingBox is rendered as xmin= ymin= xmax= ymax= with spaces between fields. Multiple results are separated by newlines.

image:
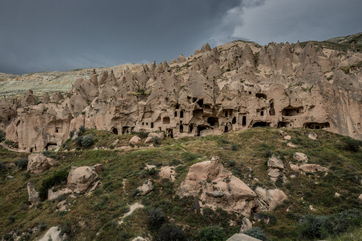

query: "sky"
xmin=1 ymin=0 xmax=361 ymax=75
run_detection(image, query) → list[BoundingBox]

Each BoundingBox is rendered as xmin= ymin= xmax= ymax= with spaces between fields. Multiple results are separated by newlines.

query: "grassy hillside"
xmin=0 ymin=127 xmax=362 ymax=240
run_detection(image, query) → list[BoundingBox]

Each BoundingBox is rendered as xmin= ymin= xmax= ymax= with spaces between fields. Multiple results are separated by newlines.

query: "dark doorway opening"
xmin=197 ymin=126 xmax=207 ymax=136
xmin=180 ymin=125 xmax=183 ymax=133
xmin=252 ymin=122 xmax=270 ymax=127
xmin=224 ymin=125 xmax=229 ymax=133
xmin=242 ymin=116 xmax=247 ymax=126
xmin=207 ymin=117 xmax=218 ymax=127
xmin=112 ymin=128 xmax=118 ymax=135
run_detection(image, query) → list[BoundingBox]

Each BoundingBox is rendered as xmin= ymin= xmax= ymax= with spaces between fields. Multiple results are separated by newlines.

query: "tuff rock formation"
xmin=178 ymin=156 xmax=258 ymax=217
xmin=1 ymin=40 xmax=362 ymax=151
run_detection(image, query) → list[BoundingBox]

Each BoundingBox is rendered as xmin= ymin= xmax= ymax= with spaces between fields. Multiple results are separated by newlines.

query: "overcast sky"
xmin=1 ymin=0 xmax=361 ymax=75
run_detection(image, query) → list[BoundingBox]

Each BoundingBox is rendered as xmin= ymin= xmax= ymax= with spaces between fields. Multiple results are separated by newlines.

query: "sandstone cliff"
xmin=1 ymin=38 xmax=362 ymax=152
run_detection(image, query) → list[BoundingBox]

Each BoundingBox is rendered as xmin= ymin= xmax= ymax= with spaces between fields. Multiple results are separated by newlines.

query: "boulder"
xmin=226 ymin=233 xmax=261 ymax=241
xmin=67 ymin=166 xmax=98 ymax=194
xmin=159 ymin=166 xmax=176 ymax=181
xmin=57 ymin=200 xmax=68 ymax=211
xmin=299 ymin=164 xmax=328 ymax=173
xmin=129 ymin=136 xmax=141 ymax=145
xmin=27 ymin=181 xmax=39 ymax=206
xmin=240 ymin=217 xmax=252 ymax=233
xmin=178 ymin=156 xmax=257 ymax=217
xmin=308 ymin=132 xmax=318 ymax=140
xmin=38 ymin=226 xmax=66 ymax=241
xmin=27 ymin=153 xmax=53 ymax=174
xmin=137 ymin=179 xmax=154 ymax=196
xmin=255 ymin=187 xmax=287 ymax=210
xmin=132 ymin=237 xmax=148 ymax=241
xmin=267 ymin=155 xmax=284 ymax=169
xmin=93 ymin=164 xmax=103 ymax=173
xmin=148 ymin=132 xmax=165 ymax=140
xmin=144 ymin=136 xmax=153 ymax=144
xmin=48 ymin=187 xmax=72 ymax=201
xmin=293 ymin=152 xmax=308 ymax=162
xmin=358 ymin=194 xmax=362 ymax=202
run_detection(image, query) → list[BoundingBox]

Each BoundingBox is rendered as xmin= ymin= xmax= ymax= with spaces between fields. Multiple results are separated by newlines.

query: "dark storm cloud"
xmin=0 ymin=0 xmax=240 ymax=74
xmin=1 ymin=0 xmax=361 ymax=75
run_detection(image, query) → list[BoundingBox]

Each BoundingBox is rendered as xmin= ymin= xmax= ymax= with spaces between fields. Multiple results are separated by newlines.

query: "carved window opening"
xmin=197 ymin=99 xmax=204 ymax=107
xmin=163 ymin=117 xmax=170 ymax=124
xmin=176 ymin=104 xmax=180 ymax=109
xmin=189 ymin=124 xmax=194 ymax=133
xmin=180 ymin=124 xmax=183 ymax=133
xmin=269 ymin=100 xmax=275 ymax=116
xmin=151 ymin=122 xmax=154 ymax=128
xmin=180 ymin=111 xmax=184 ymax=118
xmin=242 ymin=116 xmax=247 ymax=126
xmin=225 ymin=111 xmax=228 ymax=117
xmin=256 ymin=93 xmax=267 ymax=99
xmin=232 ymin=117 xmax=236 ymax=124
xmin=260 ymin=110 xmax=264 ymax=116
xmin=174 ymin=112 xmax=177 ymax=117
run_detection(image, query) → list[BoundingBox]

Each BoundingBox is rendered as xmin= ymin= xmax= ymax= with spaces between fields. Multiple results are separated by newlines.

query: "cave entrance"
xmin=282 ymin=106 xmax=303 ymax=116
xmin=224 ymin=125 xmax=229 ymax=133
xmin=278 ymin=122 xmax=289 ymax=128
xmin=207 ymin=117 xmax=219 ymax=127
xmin=45 ymin=143 xmax=57 ymax=151
xmin=122 ymin=126 xmax=129 ymax=134
xmin=197 ymin=126 xmax=207 ymax=136
xmin=303 ymin=122 xmax=330 ymax=129
xmin=166 ymin=128 xmax=173 ymax=138
xmin=256 ymin=93 xmax=267 ymax=99
xmin=112 ymin=127 xmax=118 ymax=135
xmin=189 ymin=124 xmax=194 ymax=133
xmin=242 ymin=116 xmax=247 ymax=126
xmin=252 ymin=122 xmax=270 ymax=128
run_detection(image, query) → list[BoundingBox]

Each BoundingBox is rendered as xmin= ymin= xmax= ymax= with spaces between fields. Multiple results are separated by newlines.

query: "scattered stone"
xmin=335 ymin=192 xmax=341 ymax=198
xmin=111 ymin=139 xmax=119 ymax=146
xmin=284 ymin=135 xmax=292 ymax=140
xmin=27 ymin=153 xmax=53 ymax=174
xmin=309 ymin=205 xmax=317 ymax=212
xmin=48 ymin=187 xmax=72 ymax=201
xmin=279 ymin=130 xmax=287 ymax=137
xmin=129 ymin=136 xmax=141 ymax=145
xmin=240 ymin=217 xmax=252 ymax=233
xmin=308 ymin=132 xmax=318 ymax=140
xmin=268 ymin=155 xmax=284 ymax=169
xmin=67 ymin=166 xmax=98 ymax=194
xmin=27 ymin=181 xmax=40 ymax=206
xmin=57 ymin=200 xmax=68 ymax=211
xmin=287 ymin=142 xmax=297 ymax=148
xmin=227 ymin=233 xmax=261 ymax=241
xmin=178 ymin=156 xmax=257 ymax=217
xmin=93 ymin=164 xmax=103 ymax=173
xmin=137 ymin=179 xmax=154 ymax=196
xmin=299 ymin=164 xmax=328 ymax=173
xmin=38 ymin=226 xmax=66 ymax=241
xmin=132 ymin=237 xmax=148 ymax=241
xmin=6 ymin=175 xmax=14 ymax=179
xmin=255 ymin=187 xmax=288 ymax=210
xmin=159 ymin=166 xmax=176 ymax=181
xmin=145 ymin=164 xmax=156 ymax=170
xmin=293 ymin=152 xmax=308 ymax=163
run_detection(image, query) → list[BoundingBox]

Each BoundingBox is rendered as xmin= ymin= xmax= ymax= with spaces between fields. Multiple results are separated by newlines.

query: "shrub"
xmin=152 ymin=136 xmax=161 ymax=145
xmin=197 ymin=226 xmax=226 ymax=241
xmin=43 ymin=150 xmax=51 ymax=157
xmin=81 ymin=135 xmax=94 ymax=147
xmin=15 ymin=158 xmax=28 ymax=170
xmin=110 ymin=145 xmax=115 ymax=149
xmin=148 ymin=207 xmax=165 ymax=229
xmin=168 ymin=159 xmax=181 ymax=166
xmin=0 ymin=129 xmax=5 ymax=142
xmin=175 ymin=165 xmax=185 ymax=173
xmin=69 ymin=130 xmax=75 ymax=138
xmin=342 ymin=137 xmax=360 ymax=152
xmin=0 ymin=162 xmax=5 ymax=171
xmin=76 ymin=125 xmax=85 ymax=136
xmin=156 ymin=224 xmax=188 ymax=241
xmin=39 ymin=170 xmax=69 ymax=200
xmin=181 ymin=152 xmax=199 ymax=162
xmin=244 ymin=227 xmax=267 ymax=241
xmin=220 ymin=138 xmax=229 ymax=144
xmin=225 ymin=160 xmax=236 ymax=168
xmin=231 ymin=143 xmax=239 ymax=151
xmin=341 ymin=65 xmax=350 ymax=74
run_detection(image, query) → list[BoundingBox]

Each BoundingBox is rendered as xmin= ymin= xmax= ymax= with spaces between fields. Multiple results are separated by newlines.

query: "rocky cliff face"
xmin=1 ymin=39 xmax=362 ymax=152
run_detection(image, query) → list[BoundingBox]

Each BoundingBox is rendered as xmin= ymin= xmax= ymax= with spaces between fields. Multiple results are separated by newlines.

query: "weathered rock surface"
xmin=227 ymin=233 xmax=261 ymax=241
xmin=293 ymin=152 xmax=308 ymax=163
xmin=27 ymin=153 xmax=53 ymax=174
xmin=178 ymin=156 xmax=257 ymax=217
xmin=137 ymin=179 xmax=154 ymax=196
xmin=290 ymin=163 xmax=328 ymax=174
xmin=48 ymin=187 xmax=73 ymax=201
xmin=27 ymin=181 xmax=39 ymax=206
xmin=67 ymin=166 xmax=98 ymax=194
xmin=239 ymin=217 xmax=253 ymax=233
xmin=255 ymin=187 xmax=288 ymax=210
xmin=129 ymin=136 xmax=141 ymax=145
xmin=1 ymin=39 xmax=362 ymax=152
xmin=38 ymin=226 xmax=66 ymax=241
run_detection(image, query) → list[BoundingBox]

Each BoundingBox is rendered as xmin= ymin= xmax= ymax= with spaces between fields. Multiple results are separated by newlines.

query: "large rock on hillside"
xmin=178 ymin=157 xmax=257 ymax=217
xmin=27 ymin=153 xmax=54 ymax=174
xmin=255 ymin=187 xmax=287 ymax=210
xmin=38 ymin=226 xmax=66 ymax=241
xmin=227 ymin=233 xmax=261 ymax=241
xmin=27 ymin=181 xmax=39 ymax=206
xmin=67 ymin=166 xmax=98 ymax=194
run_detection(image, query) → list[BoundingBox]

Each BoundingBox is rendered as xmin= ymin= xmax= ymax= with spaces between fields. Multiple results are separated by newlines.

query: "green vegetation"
xmin=0 ymin=127 xmax=361 ymax=240
xmin=0 ymin=129 xmax=5 ymax=142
